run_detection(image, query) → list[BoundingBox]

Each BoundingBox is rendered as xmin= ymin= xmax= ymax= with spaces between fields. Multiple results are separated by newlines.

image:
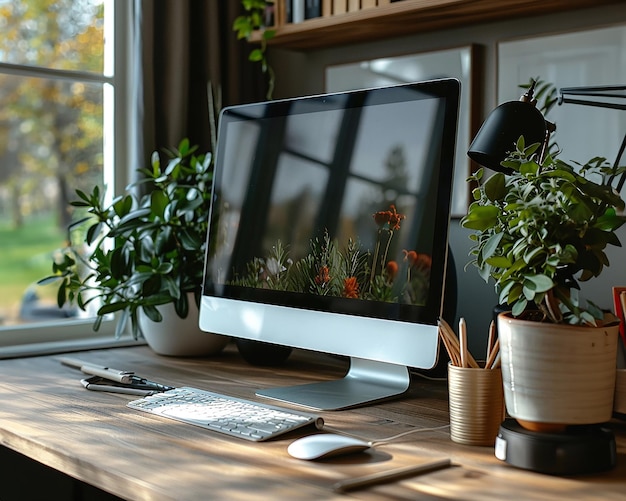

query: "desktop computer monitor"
xmin=200 ymin=79 xmax=460 ymax=410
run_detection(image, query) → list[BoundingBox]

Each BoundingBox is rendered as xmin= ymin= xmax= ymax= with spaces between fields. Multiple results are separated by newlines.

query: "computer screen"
xmin=200 ymin=79 xmax=460 ymax=410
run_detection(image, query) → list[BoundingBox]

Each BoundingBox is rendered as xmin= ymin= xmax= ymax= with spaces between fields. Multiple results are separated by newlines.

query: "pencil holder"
xmin=448 ymin=362 xmax=505 ymax=446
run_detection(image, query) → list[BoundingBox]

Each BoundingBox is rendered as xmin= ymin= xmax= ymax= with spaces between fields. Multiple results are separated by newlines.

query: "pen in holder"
xmin=440 ymin=318 xmax=505 ymax=446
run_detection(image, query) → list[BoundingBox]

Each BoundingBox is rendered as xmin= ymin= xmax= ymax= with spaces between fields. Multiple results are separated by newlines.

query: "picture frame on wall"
xmin=498 ymin=24 xmax=626 ymax=187
xmin=325 ymin=45 xmax=479 ymax=217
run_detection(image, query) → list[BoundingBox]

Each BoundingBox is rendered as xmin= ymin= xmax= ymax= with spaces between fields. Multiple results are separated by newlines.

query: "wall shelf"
xmin=253 ymin=0 xmax=623 ymax=50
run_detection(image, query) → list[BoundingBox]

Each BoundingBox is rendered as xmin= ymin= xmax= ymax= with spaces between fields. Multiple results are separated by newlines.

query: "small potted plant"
xmin=39 ymin=139 xmax=229 ymax=356
xmin=462 ymin=133 xmax=626 ymax=431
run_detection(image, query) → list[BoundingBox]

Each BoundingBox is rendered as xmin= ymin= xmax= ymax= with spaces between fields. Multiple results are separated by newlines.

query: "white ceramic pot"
xmin=139 ymin=295 xmax=229 ymax=357
xmin=497 ymin=312 xmax=619 ymax=430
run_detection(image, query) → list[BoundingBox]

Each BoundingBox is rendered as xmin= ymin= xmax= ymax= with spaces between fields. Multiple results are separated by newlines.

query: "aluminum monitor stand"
xmin=256 ymin=357 xmax=410 ymax=411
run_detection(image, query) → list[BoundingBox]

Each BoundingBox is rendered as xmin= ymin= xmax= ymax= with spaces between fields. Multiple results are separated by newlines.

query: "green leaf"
xmin=511 ymin=298 xmax=528 ymax=316
xmin=151 ymin=151 xmax=161 ymax=176
xmin=137 ymin=236 xmax=155 ymax=263
xmin=178 ymin=138 xmax=190 ymax=155
xmin=481 ymin=232 xmax=504 ymax=261
xmin=113 ymin=310 xmax=128 ymax=338
xmin=179 ymin=229 xmax=202 ymax=250
xmin=163 ymin=276 xmax=181 ymax=299
xmin=485 ymin=255 xmax=512 ymax=268
xmin=542 ymin=168 xmax=576 ymax=182
xmin=57 ymin=281 xmax=67 ymax=308
xmin=500 ymin=160 xmax=521 ymax=172
xmin=483 ymin=172 xmax=506 ymax=201
xmin=113 ymin=195 xmax=133 ymax=218
xmin=249 ymin=48 xmax=264 ymax=62
xmin=150 ymin=190 xmax=169 ymax=219
xmin=38 ymin=275 xmax=62 ymax=286
xmin=156 ymin=262 xmax=174 ymax=274
xmin=142 ymin=304 xmax=162 ymax=323
xmin=596 ymin=208 xmax=626 ymax=231
xmin=85 ymin=222 xmax=103 ymax=246
xmin=524 ymin=142 xmax=541 ymax=157
xmin=175 ymin=293 xmax=189 ymax=318
xmin=523 ymin=246 xmax=545 ymax=264
xmin=98 ymin=302 xmax=128 ymax=315
xmin=110 ymin=246 xmax=129 ymax=277
xmin=519 ymin=161 xmax=539 ymax=176
xmin=461 ymin=205 xmax=499 ymax=231
xmin=164 ymin=157 xmax=182 ymax=176
xmin=94 ymin=314 xmax=104 ymax=332
xmin=155 ymin=226 xmax=173 ymax=254
xmin=525 ymin=274 xmax=553 ymax=293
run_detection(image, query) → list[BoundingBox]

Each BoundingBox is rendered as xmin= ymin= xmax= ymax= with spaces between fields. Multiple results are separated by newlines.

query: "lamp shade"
xmin=468 ymin=100 xmax=547 ymax=172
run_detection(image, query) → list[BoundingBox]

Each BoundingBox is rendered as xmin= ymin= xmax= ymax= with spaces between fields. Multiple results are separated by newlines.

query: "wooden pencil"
xmin=459 ymin=318 xmax=468 ymax=368
xmin=485 ymin=338 xmax=500 ymax=370
xmin=486 ymin=320 xmax=496 ymax=362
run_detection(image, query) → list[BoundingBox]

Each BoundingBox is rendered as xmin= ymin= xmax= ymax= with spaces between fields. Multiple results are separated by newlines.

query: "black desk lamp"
xmin=468 ymin=80 xmax=549 ymax=171
xmin=466 ymin=81 xmax=626 ymax=475
xmin=469 ymin=82 xmax=626 ymax=185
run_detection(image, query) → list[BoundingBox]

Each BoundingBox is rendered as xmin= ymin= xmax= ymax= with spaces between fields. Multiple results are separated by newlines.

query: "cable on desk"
xmin=323 ymin=423 xmax=450 ymax=447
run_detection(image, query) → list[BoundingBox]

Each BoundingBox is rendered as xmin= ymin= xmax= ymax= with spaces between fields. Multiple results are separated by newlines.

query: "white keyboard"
xmin=127 ymin=386 xmax=324 ymax=441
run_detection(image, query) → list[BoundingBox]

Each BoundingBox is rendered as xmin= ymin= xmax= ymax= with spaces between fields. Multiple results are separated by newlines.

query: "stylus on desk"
xmin=59 ymin=356 xmax=135 ymax=383
xmin=332 ymin=458 xmax=452 ymax=493
xmin=59 ymin=357 xmax=174 ymax=394
xmin=80 ymin=377 xmax=158 ymax=396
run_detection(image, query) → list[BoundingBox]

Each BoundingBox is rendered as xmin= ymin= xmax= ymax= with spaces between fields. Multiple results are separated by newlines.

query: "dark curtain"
xmin=139 ymin=0 xmax=266 ymax=162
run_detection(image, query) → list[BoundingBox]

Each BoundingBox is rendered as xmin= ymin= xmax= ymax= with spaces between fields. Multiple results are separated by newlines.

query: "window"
xmin=0 ymin=0 xmax=137 ymax=355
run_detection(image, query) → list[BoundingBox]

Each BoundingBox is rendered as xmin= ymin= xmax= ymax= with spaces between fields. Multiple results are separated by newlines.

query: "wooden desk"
xmin=0 ymin=344 xmax=624 ymax=500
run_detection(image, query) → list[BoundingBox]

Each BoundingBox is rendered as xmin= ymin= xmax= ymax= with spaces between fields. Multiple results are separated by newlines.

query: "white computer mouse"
xmin=287 ymin=433 xmax=372 ymax=461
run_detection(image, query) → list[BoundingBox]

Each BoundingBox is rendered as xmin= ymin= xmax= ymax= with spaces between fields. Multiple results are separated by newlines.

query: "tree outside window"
xmin=0 ymin=0 xmax=111 ymax=328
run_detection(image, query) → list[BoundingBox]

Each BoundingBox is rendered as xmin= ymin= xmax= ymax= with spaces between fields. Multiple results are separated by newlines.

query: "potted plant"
xmin=39 ymin=138 xmax=229 ymax=356
xmin=461 ymin=131 xmax=626 ymax=431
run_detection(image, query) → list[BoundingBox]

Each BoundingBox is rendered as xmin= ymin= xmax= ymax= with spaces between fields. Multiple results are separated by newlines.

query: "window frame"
xmin=0 ymin=0 xmax=142 ymax=358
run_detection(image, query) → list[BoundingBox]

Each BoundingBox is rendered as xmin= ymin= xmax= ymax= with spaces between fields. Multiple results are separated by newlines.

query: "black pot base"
xmin=495 ymin=418 xmax=616 ymax=475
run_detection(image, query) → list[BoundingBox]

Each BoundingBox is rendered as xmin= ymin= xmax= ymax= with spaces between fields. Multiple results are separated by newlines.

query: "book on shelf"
xmin=284 ymin=0 xmax=292 ymax=23
xmin=287 ymin=0 xmax=322 ymax=23
xmin=322 ymin=0 xmax=332 ymax=16
xmin=288 ymin=0 xmax=400 ymax=19
xmin=305 ymin=0 xmax=322 ymax=19
xmin=292 ymin=0 xmax=304 ymax=23
xmin=332 ymin=0 xmax=347 ymax=15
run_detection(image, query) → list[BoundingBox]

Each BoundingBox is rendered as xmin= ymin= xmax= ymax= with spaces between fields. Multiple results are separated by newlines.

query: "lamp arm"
xmin=557 ymin=84 xmax=626 ymax=191
xmin=608 ymin=134 xmax=626 ymax=192
xmin=559 ymin=97 xmax=626 ymax=111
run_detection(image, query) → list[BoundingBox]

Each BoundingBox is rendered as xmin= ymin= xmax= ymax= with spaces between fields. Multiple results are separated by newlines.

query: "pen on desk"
xmin=59 ymin=357 xmax=134 ymax=384
xmin=80 ymin=378 xmax=157 ymax=396
xmin=332 ymin=458 xmax=452 ymax=493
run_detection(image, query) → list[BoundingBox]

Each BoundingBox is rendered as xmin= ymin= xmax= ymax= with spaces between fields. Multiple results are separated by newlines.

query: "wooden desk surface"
xmin=0 ymin=344 xmax=624 ymax=500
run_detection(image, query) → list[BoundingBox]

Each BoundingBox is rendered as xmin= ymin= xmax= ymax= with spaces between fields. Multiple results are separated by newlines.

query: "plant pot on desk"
xmin=497 ymin=312 xmax=619 ymax=432
xmin=139 ymin=296 xmax=229 ymax=357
